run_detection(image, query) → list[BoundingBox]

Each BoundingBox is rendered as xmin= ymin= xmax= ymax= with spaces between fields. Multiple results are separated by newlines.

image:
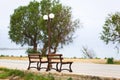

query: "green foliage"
xmin=0 ymin=68 xmax=24 ymax=79
xmin=0 ymin=68 xmax=75 ymax=80
xmin=40 ymin=0 xmax=80 ymax=54
xmin=95 ymin=57 xmax=100 ymax=59
xmin=0 ymin=55 xmax=5 ymax=57
xmin=26 ymin=48 xmax=40 ymax=54
xmin=8 ymin=69 xmax=24 ymax=77
xmin=24 ymin=73 xmax=55 ymax=80
xmin=0 ymin=68 xmax=9 ymax=71
xmin=0 ymin=68 xmax=54 ymax=80
xmin=73 ymin=56 xmax=77 ymax=59
xmin=107 ymin=58 xmax=114 ymax=64
xmin=9 ymin=1 xmax=42 ymax=51
xmin=101 ymin=12 xmax=120 ymax=45
xmin=0 ymin=72 xmax=9 ymax=79
xmin=0 ymin=68 xmax=10 ymax=78
xmin=9 ymin=0 xmax=80 ymax=55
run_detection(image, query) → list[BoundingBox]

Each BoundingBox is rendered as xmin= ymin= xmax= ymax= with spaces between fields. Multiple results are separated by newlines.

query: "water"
xmin=0 ymin=49 xmax=27 ymax=57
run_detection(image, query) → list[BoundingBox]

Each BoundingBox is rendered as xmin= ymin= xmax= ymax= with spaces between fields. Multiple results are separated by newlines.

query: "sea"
xmin=0 ymin=49 xmax=27 ymax=57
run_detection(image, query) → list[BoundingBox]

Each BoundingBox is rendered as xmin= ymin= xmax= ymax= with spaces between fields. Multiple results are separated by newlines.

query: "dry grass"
xmin=0 ymin=56 xmax=107 ymax=64
xmin=0 ymin=56 xmax=28 ymax=60
xmin=63 ymin=58 xmax=106 ymax=64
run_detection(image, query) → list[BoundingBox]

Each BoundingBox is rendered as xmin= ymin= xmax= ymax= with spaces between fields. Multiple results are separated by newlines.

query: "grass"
xmin=24 ymin=73 xmax=55 ymax=80
xmin=0 ymin=67 xmax=73 ymax=80
xmin=113 ymin=60 xmax=120 ymax=64
xmin=0 ymin=68 xmax=24 ymax=79
xmin=1 ymin=68 xmax=119 ymax=80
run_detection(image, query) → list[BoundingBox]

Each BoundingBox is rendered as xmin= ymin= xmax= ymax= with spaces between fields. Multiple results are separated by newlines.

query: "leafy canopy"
xmin=9 ymin=1 xmax=42 ymax=51
xmin=101 ymin=12 xmax=120 ymax=45
xmin=9 ymin=0 xmax=80 ymax=55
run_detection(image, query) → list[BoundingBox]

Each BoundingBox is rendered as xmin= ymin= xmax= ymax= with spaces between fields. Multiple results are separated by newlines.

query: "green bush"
xmin=107 ymin=58 xmax=114 ymax=64
xmin=0 ymin=55 xmax=5 ymax=57
xmin=26 ymin=48 xmax=40 ymax=54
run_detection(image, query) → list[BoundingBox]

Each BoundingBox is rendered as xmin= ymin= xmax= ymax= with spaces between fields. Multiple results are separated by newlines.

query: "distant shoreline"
xmin=0 ymin=48 xmax=27 ymax=50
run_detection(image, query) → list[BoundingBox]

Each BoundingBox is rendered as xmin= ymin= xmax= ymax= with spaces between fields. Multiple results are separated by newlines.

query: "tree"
xmin=9 ymin=0 xmax=80 ymax=55
xmin=81 ymin=46 xmax=96 ymax=59
xmin=40 ymin=0 xmax=79 ymax=55
xmin=9 ymin=1 xmax=42 ymax=51
xmin=101 ymin=12 xmax=120 ymax=46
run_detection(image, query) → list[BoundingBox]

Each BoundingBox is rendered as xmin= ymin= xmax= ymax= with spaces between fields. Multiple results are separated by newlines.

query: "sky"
xmin=0 ymin=0 xmax=120 ymax=59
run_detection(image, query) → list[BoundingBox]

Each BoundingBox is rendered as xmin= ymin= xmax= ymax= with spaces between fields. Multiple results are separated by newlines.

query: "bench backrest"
xmin=47 ymin=54 xmax=63 ymax=62
xmin=28 ymin=54 xmax=42 ymax=62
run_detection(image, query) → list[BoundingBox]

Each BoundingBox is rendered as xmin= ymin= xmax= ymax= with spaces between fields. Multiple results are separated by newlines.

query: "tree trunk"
xmin=41 ymin=42 xmax=48 ymax=56
xmin=33 ymin=41 xmax=37 ymax=51
xmin=52 ymin=43 xmax=58 ymax=54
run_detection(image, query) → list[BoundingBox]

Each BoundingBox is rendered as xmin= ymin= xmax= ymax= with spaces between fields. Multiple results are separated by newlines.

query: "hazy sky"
xmin=1 ymin=0 xmax=120 ymax=59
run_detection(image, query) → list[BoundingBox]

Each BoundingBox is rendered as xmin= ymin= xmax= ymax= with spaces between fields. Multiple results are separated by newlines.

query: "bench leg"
xmin=59 ymin=63 xmax=73 ymax=72
xmin=69 ymin=63 xmax=72 ymax=72
xmin=27 ymin=62 xmax=31 ymax=70
xmin=37 ymin=62 xmax=40 ymax=70
xmin=27 ymin=62 xmax=40 ymax=70
xmin=38 ymin=62 xmax=41 ymax=70
xmin=59 ymin=63 xmax=62 ymax=72
xmin=46 ymin=63 xmax=51 ymax=71
xmin=56 ymin=63 xmax=59 ymax=71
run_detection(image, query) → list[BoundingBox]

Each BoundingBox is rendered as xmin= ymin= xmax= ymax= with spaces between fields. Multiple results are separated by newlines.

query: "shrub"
xmin=20 ymin=55 xmax=22 ymax=57
xmin=107 ymin=58 xmax=114 ymax=64
xmin=11 ymin=55 xmax=14 ymax=57
xmin=104 ymin=57 xmax=107 ymax=59
xmin=95 ymin=57 xmax=100 ymax=59
xmin=73 ymin=56 xmax=77 ymax=59
xmin=0 ymin=55 xmax=5 ymax=57
xmin=26 ymin=48 xmax=40 ymax=54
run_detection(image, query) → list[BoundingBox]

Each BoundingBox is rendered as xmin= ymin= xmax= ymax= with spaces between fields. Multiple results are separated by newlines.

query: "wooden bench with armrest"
xmin=46 ymin=54 xmax=73 ymax=72
xmin=27 ymin=54 xmax=48 ymax=70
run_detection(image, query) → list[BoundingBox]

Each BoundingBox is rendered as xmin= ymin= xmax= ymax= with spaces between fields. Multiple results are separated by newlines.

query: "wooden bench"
xmin=46 ymin=54 xmax=73 ymax=72
xmin=27 ymin=54 xmax=48 ymax=70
